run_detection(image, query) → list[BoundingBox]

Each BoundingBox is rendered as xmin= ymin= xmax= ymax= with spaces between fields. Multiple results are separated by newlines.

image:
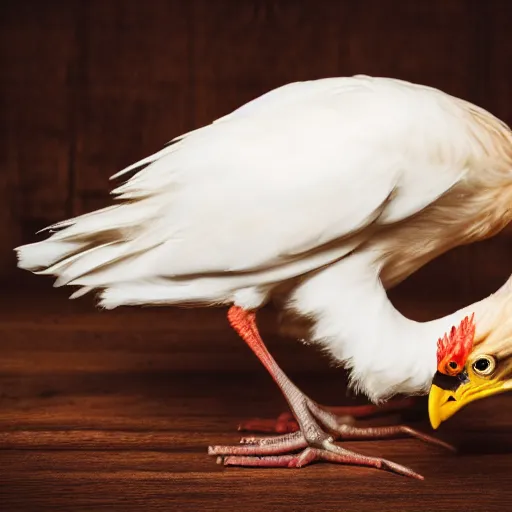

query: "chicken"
xmin=15 ymin=75 xmax=512 ymax=479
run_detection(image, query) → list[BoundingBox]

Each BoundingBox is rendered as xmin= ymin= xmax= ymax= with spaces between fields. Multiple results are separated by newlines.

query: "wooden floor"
xmin=1 ymin=284 xmax=511 ymax=511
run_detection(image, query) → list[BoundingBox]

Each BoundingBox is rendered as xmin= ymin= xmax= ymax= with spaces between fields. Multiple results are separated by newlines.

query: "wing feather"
xmin=16 ymin=76 xmax=486 ymax=291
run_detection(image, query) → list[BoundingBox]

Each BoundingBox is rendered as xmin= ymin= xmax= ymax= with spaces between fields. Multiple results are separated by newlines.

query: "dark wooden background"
xmin=1 ymin=0 xmax=512 ymax=298
xmin=1 ymin=1 xmax=512 ymax=511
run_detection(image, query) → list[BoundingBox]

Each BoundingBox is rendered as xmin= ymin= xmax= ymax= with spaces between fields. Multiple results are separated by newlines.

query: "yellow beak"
xmin=428 ymin=371 xmax=509 ymax=429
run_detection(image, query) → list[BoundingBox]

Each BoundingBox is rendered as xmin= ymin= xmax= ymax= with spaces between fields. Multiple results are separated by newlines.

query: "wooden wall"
xmin=1 ymin=0 xmax=511 ymax=300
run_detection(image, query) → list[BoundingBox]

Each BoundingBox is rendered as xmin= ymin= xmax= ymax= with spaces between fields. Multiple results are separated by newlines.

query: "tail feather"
xmin=15 ymin=240 xmax=83 ymax=272
xmin=60 ymin=243 xmax=165 ymax=288
xmin=14 ymin=194 xmax=165 ymax=290
xmin=51 ymin=243 xmax=126 ymax=287
xmin=47 ymin=201 xmax=160 ymax=242
xmin=15 ymin=137 xmax=190 ymax=304
xmin=111 ymin=156 xmax=181 ymax=199
xmin=37 ymin=205 xmax=119 ymax=235
xmin=109 ymin=141 xmax=179 ymax=181
xmin=70 ymin=286 xmax=93 ymax=299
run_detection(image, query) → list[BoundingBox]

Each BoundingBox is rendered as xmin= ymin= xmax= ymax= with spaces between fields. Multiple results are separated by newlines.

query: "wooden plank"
xmin=1 ymin=457 xmax=511 ymax=512
xmin=0 ymin=0 xmax=79 ymax=242
xmin=340 ymin=0 xmax=473 ymax=98
xmin=485 ymin=0 xmax=512 ymax=123
xmin=73 ymin=0 xmax=191 ymax=215
xmin=0 ymin=293 xmax=512 ymax=511
xmin=192 ymin=0 xmax=343 ymax=127
xmin=193 ymin=0 xmax=473 ymax=124
xmin=0 ymin=5 xmax=20 ymax=279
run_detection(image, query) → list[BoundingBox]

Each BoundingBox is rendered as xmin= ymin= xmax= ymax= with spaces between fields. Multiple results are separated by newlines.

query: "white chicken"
xmin=15 ymin=75 xmax=512 ymax=479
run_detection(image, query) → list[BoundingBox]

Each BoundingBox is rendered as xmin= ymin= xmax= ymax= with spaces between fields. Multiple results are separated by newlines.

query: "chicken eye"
xmin=472 ymin=355 xmax=496 ymax=376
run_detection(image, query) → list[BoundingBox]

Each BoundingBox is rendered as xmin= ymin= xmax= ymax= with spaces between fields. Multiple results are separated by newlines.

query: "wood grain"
xmin=340 ymin=0 xmax=474 ymax=97
xmin=0 ymin=289 xmax=511 ymax=511
xmin=192 ymin=0 xmax=343 ymax=127
xmin=72 ymin=0 xmax=192 ymax=215
xmin=486 ymin=0 xmax=512 ymax=124
xmin=0 ymin=0 xmax=79 ymax=238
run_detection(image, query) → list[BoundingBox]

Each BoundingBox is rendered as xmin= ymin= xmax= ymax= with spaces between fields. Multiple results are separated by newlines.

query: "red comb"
xmin=436 ymin=313 xmax=475 ymax=375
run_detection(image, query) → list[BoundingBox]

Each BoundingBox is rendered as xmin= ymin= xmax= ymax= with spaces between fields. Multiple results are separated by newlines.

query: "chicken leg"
xmin=208 ymin=307 xmax=453 ymax=479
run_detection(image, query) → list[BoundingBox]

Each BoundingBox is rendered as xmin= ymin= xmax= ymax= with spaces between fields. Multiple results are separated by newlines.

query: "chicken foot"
xmin=208 ymin=307 xmax=453 ymax=479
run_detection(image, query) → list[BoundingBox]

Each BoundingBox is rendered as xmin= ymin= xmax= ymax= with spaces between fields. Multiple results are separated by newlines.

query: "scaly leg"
xmin=208 ymin=307 xmax=452 ymax=479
